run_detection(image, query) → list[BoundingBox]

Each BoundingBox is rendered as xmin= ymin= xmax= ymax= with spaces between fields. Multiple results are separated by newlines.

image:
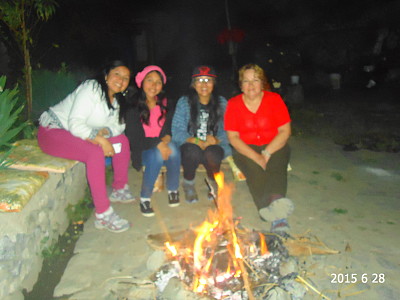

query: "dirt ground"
xmin=46 ymin=132 xmax=400 ymax=300
xmin=24 ymin=86 xmax=400 ymax=300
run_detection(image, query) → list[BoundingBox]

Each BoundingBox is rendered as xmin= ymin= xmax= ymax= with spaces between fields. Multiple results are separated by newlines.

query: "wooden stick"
xmin=238 ymin=258 xmax=255 ymax=300
xmin=296 ymin=275 xmax=331 ymax=300
xmin=243 ymin=257 xmax=260 ymax=280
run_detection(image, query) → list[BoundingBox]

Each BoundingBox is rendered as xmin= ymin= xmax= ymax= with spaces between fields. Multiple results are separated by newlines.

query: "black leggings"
xmin=180 ymin=143 xmax=224 ymax=180
xmin=233 ymin=144 xmax=290 ymax=211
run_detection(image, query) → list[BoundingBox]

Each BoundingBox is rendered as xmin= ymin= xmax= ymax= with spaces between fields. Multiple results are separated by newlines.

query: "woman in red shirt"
xmin=224 ymin=64 xmax=294 ymax=234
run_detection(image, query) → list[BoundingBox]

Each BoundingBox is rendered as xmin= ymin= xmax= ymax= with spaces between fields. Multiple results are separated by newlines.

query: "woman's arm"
xmin=158 ymin=136 xmax=172 ymax=160
xmin=216 ymin=96 xmax=232 ymax=157
xmin=262 ymin=122 xmax=291 ymax=158
xmin=171 ymin=98 xmax=191 ymax=146
xmin=161 ymin=134 xmax=171 ymax=144
xmin=227 ymin=131 xmax=267 ymax=170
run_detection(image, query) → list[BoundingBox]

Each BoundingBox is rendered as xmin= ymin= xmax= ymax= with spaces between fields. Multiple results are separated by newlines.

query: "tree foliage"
xmin=0 ymin=0 xmax=58 ymax=121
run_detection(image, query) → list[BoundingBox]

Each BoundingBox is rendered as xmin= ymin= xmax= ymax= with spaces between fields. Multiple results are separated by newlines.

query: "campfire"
xmin=152 ymin=172 xmax=301 ymax=299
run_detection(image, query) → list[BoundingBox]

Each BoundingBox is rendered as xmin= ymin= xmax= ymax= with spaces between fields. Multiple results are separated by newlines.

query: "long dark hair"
xmin=187 ymin=85 xmax=222 ymax=136
xmin=131 ymin=71 xmax=167 ymax=126
xmin=91 ymin=60 xmax=131 ymax=123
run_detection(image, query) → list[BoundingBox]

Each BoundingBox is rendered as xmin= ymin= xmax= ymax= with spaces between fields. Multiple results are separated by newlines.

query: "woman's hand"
xmin=255 ymin=153 xmax=270 ymax=170
xmin=227 ymin=130 xmax=268 ymax=170
xmin=98 ymin=128 xmax=110 ymax=137
xmin=99 ymin=137 xmax=115 ymax=157
xmin=157 ymin=141 xmax=172 ymax=160
xmin=206 ymin=135 xmax=219 ymax=145
xmin=87 ymin=135 xmax=114 ymax=156
xmin=188 ymin=137 xmax=205 ymax=149
xmin=161 ymin=135 xmax=171 ymax=144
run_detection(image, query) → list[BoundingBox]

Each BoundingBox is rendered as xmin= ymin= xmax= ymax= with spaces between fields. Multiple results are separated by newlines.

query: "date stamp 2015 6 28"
xmin=331 ymin=273 xmax=385 ymax=284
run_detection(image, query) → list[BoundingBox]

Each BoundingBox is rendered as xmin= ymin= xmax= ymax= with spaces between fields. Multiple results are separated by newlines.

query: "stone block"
xmin=0 ymin=163 xmax=87 ymax=298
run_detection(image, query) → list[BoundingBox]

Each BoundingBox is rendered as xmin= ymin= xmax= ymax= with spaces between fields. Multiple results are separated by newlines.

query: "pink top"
xmin=142 ymin=105 xmax=165 ymax=137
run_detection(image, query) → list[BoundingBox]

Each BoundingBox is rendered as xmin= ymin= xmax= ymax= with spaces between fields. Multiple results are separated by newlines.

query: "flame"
xmin=214 ymin=172 xmax=224 ymax=191
xmin=164 ymin=171 xmax=257 ymax=299
xmin=193 ymin=221 xmax=218 ymax=271
xmin=258 ymin=232 xmax=270 ymax=256
xmin=165 ymin=241 xmax=177 ymax=257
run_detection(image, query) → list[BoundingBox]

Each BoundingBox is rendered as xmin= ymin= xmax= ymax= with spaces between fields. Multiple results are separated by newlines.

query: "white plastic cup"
xmin=329 ymin=73 xmax=341 ymax=89
xmin=290 ymin=75 xmax=300 ymax=85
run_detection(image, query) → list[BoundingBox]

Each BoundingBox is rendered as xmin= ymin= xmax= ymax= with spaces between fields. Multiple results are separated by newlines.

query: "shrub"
xmin=32 ymin=67 xmax=78 ymax=121
xmin=25 ymin=64 xmax=79 ymax=122
xmin=0 ymin=76 xmax=28 ymax=169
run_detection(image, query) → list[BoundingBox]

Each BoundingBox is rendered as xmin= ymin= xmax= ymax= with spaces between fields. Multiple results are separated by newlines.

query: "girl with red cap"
xmin=172 ymin=65 xmax=232 ymax=203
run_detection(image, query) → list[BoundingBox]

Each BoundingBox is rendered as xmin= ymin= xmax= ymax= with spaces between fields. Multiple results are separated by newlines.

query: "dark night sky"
xmin=3 ymin=0 xmax=400 ymax=94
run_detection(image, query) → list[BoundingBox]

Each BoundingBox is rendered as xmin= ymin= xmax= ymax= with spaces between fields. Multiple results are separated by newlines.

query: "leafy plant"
xmin=65 ymin=188 xmax=93 ymax=224
xmin=331 ymin=172 xmax=344 ymax=181
xmin=30 ymin=67 xmax=78 ymax=121
xmin=0 ymin=0 xmax=58 ymax=120
xmin=333 ymin=208 xmax=348 ymax=214
xmin=41 ymin=236 xmax=63 ymax=259
xmin=0 ymin=76 xmax=27 ymax=169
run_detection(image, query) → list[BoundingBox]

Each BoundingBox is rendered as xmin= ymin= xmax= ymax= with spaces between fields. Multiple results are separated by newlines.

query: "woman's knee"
xmin=143 ymin=148 xmax=164 ymax=167
xmin=168 ymin=143 xmax=180 ymax=159
xmin=87 ymin=145 xmax=104 ymax=161
xmin=204 ymin=145 xmax=224 ymax=162
xmin=180 ymin=143 xmax=202 ymax=160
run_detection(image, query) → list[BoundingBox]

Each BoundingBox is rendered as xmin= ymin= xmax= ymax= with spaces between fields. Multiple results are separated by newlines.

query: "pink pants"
xmin=38 ymin=126 xmax=131 ymax=214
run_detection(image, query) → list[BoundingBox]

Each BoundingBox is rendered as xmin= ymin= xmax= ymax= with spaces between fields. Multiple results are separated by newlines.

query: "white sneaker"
xmin=110 ymin=184 xmax=135 ymax=203
xmin=259 ymin=198 xmax=294 ymax=222
xmin=94 ymin=207 xmax=130 ymax=233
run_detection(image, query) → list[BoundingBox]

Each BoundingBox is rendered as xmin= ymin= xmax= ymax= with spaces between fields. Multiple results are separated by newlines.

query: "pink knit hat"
xmin=135 ymin=65 xmax=167 ymax=88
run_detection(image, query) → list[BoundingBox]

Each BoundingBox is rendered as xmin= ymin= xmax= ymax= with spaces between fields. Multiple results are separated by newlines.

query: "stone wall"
xmin=0 ymin=163 xmax=87 ymax=300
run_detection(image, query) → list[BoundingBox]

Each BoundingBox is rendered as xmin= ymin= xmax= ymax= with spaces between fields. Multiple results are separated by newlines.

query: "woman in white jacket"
xmin=38 ymin=60 xmax=133 ymax=233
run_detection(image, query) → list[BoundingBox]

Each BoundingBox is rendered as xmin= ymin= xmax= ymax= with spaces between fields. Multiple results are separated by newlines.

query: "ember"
xmin=154 ymin=172 xmax=304 ymax=299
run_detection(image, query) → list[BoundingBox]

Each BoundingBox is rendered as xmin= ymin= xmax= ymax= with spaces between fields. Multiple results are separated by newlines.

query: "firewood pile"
xmin=146 ymin=173 xmax=338 ymax=299
xmin=150 ymin=227 xmax=308 ymax=299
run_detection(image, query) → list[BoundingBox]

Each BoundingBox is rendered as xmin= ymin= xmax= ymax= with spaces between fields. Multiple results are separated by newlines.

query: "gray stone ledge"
xmin=0 ymin=163 xmax=87 ymax=299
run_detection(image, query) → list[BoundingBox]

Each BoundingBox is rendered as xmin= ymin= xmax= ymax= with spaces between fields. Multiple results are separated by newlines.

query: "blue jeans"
xmin=141 ymin=142 xmax=181 ymax=198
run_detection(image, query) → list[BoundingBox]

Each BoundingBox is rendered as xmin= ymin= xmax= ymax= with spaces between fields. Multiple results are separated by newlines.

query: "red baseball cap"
xmin=191 ymin=65 xmax=217 ymax=78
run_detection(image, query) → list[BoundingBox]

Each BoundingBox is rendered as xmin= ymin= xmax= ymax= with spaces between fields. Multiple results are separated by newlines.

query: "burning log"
xmin=148 ymin=172 xmax=336 ymax=299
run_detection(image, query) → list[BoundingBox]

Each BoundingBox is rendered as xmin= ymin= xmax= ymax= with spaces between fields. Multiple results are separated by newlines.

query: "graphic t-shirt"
xmin=196 ymin=104 xmax=209 ymax=141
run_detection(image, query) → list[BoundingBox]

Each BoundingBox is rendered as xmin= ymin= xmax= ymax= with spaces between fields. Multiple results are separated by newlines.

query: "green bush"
xmin=0 ymin=76 xmax=27 ymax=169
xmin=29 ymin=65 xmax=79 ymax=121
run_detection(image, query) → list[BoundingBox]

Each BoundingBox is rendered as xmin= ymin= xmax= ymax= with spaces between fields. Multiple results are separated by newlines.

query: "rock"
xmin=280 ymin=257 xmax=298 ymax=276
xmin=281 ymin=275 xmax=307 ymax=300
xmin=2 ymin=290 xmax=24 ymax=300
xmin=146 ymin=250 xmax=166 ymax=272
xmin=127 ymin=285 xmax=157 ymax=300
xmin=160 ymin=277 xmax=205 ymax=300
xmin=265 ymin=286 xmax=291 ymax=300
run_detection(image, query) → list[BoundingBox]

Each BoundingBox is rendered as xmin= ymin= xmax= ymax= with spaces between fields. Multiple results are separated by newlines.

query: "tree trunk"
xmin=23 ymin=47 xmax=33 ymax=121
xmin=21 ymin=7 xmax=33 ymax=121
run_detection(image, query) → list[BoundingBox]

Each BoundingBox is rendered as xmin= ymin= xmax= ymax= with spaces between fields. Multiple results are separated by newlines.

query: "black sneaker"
xmin=168 ymin=191 xmax=180 ymax=207
xmin=140 ymin=201 xmax=154 ymax=217
xmin=183 ymin=181 xmax=198 ymax=203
